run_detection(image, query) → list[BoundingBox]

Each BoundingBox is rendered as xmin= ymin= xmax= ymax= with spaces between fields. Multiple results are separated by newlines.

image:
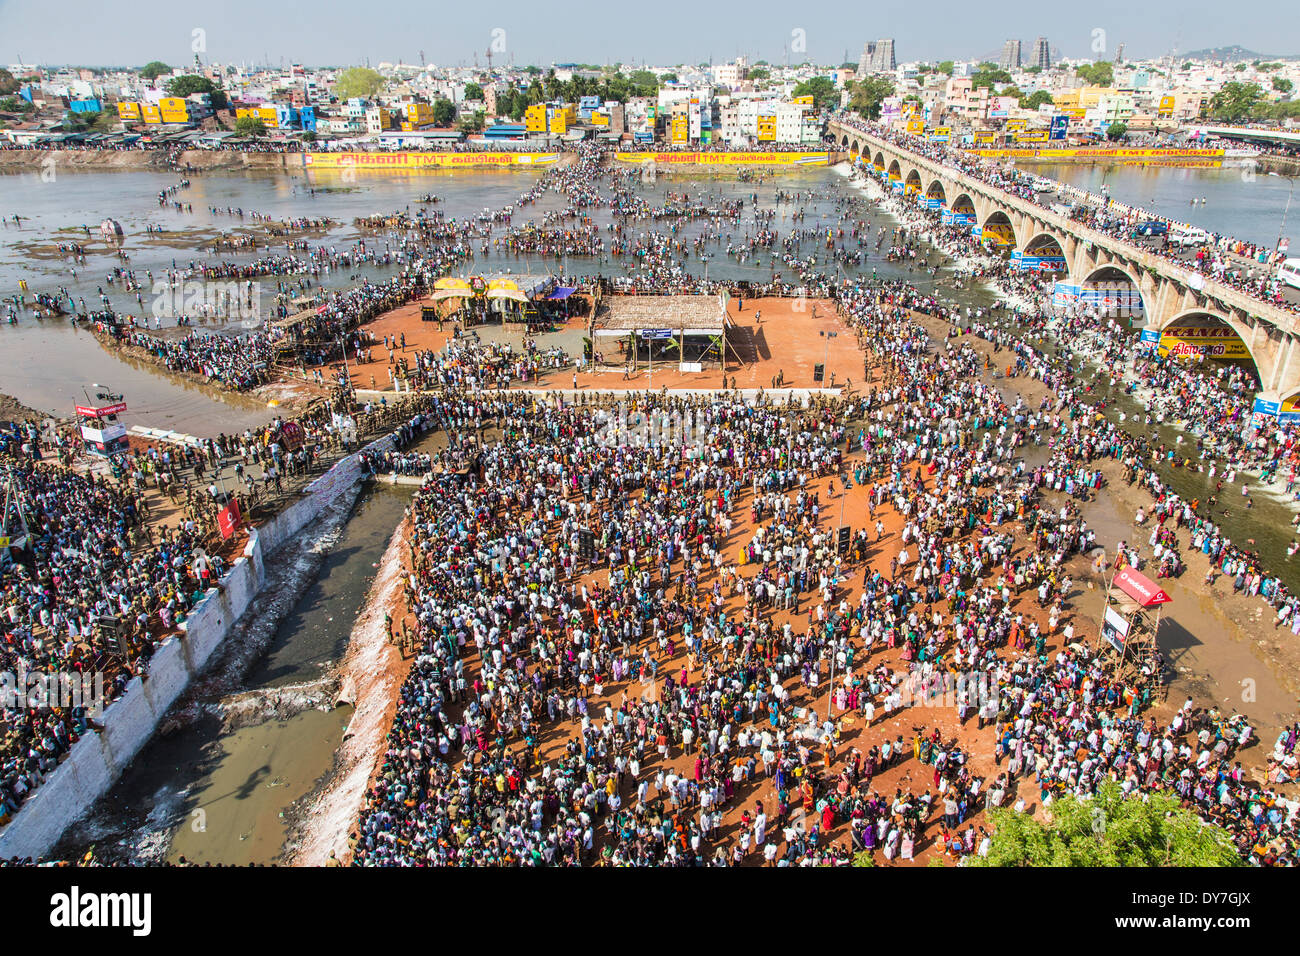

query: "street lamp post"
xmin=1269 ymin=171 xmax=1296 ymax=254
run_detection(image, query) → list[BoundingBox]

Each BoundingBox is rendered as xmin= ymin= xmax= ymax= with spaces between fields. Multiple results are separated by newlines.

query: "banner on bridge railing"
xmin=964 ymin=147 xmax=1224 ymax=165
xmin=613 ymin=151 xmax=830 ymax=166
xmin=304 ymin=152 xmax=562 ymax=170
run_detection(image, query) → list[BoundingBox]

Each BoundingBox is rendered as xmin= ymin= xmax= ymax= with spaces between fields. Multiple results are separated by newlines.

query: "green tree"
xmin=1106 ymin=121 xmax=1128 ymax=141
xmin=165 ymin=74 xmax=227 ymax=110
xmin=432 ymin=98 xmax=456 ymax=125
xmin=0 ymin=96 xmax=33 ymax=114
xmin=972 ymin=784 xmax=1243 ymax=867
xmin=660 ymin=72 xmax=679 ymax=84
xmin=463 ymin=82 xmax=484 ymax=101
xmin=1022 ymin=90 xmax=1055 ymax=110
xmin=849 ymin=76 xmax=895 ymax=120
xmin=334 ymin=66 xmax=385 ymax=101
xmin=1273 ymin=77 xmax=1293 ymax=94
xmin=970 ymin=66 xmax=1013 ymax=90
xmin=1025 ymin=65 xmax=1042 ymax=75
xmin=457 ymin=110 xmax=486 ymax=133
xmin=747 ymin=68 xmax=769 ymax=81
xmin=234 ymin=116 xmax=268 ymax=137
xmin=1076 ymin=61 xmax=1114 ymax=86
xmin=0 ymin=69 xmax=17 ymax=95
xmin=936 ymin=61 xmax=955 ymax=76
xmin=1209 ymin=81 xmax=1264 ymax=121
xmin=140 ymin=61 xmax=170 ymax=81
xmin=791 ymin=76 xmax=836 ymax=109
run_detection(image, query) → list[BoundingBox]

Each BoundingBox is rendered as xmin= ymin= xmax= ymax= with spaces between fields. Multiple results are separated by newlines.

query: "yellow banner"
xmin=304 ymin=152 xmax=562 ymax=169
xmin=614 ymin=152 xmax=830 ymax=166
xmin=1159 ymin=326 xmax=1249 ymax=360
xmin=967 ymin=147 xmax=1224 ymax=163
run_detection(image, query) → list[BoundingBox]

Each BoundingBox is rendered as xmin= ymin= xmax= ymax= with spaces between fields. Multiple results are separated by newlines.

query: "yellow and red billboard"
xmin=614 ymin=152 xmax=831 ymax=166
xmin=304 ymin=152 xmax=563 ymax=170
xmin=1158 ymin=325 xmax=1249 ymax=361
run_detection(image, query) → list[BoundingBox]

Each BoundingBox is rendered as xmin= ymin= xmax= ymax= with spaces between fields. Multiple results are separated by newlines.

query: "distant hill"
xmin=1182 ymin=46 xmax=1290 ymax=62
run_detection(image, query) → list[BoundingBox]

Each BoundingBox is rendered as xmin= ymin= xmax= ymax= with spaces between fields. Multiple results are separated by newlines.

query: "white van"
xmin=1279 ymin=258 xmax=1300 ymax=290
xmin=1169 ymin=227 xmax=1210 ymax=248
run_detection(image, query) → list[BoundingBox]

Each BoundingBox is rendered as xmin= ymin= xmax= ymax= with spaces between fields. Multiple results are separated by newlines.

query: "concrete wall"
xmin=0 ymin=432 xmax=399 ymax=861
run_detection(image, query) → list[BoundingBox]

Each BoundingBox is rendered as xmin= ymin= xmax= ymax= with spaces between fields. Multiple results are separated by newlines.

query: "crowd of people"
xmin=346 ymin=275 xmax=1297 ymax=867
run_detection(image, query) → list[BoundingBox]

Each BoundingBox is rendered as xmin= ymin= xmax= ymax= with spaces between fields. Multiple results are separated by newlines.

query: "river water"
xmin=0 ymin=163 xmax=936 ymax=432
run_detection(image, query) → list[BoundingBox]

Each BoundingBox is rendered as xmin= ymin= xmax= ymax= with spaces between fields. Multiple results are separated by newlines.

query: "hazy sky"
xmin=3 ymin=0 xmax=1293 ymax=69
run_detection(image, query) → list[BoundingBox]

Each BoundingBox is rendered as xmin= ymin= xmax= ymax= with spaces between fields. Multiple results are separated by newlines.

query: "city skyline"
xmin=3 ymin=0 xmax=1297 ymax=70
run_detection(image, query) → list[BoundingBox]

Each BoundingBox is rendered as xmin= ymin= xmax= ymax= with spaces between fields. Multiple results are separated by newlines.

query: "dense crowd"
xmin=347 ymin=279 xmax=1297 ymax=867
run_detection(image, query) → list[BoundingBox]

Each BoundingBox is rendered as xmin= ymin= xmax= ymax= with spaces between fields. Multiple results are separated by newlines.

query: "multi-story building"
xmin=1001 ymin=40 xmax=1022 ymax=71
xmin=1032 ymin=37 xmax=1051 ymax=70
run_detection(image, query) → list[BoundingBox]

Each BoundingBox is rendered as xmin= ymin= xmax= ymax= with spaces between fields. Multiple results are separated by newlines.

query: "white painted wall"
xmin=0 ymin=432 xmax=399 ymax=861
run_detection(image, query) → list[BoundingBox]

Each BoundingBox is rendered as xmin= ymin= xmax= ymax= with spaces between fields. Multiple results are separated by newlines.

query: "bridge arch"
xmin=1077 ymin=264 xmax=1149 ymax=323
xmin=849 ymin=141 xmax=861 ymax=160
xmin=887 ymin=158 xmax=902 ymax=180
xmin=981 ymin=210 xmax=1018 ymax=251
xmin=1018 ymin=232 xmax=1068 ymax=275
xmin=873 ymin=151 xmax=886 ymax=170
xmin=951 ymin=192 xmax=976 ymax=216
xmin=904 ymin=168 xmax=923 ymax=197
xmin=1158 ymin=308 xmax=1263 ymax=385
xmin=841 ymin=134 xmax=850 ymax=148
xmin=925 ymin=179 xmax=947 ymax=205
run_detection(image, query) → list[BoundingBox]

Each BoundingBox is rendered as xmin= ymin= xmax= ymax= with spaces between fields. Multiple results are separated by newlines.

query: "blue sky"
xmin=2 ymin=0 xmax=1294 ymax=68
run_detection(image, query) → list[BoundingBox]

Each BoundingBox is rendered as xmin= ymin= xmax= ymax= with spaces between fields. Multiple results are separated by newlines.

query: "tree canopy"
xmin=463 ymin=82 xmax=484 ymax=101
xmin=165 ymin=74 xmax=227 ymax=110
xmin=1105 ymin=121 xmax=1128 ymax=141
xmin=0 ymin=69 xmax=17 ymax=96
xmin=1076 ymin=61 xmax=1115 ymax=86
xmin=1022 ymin=90 xmax=1055 ymax=110
xmin=333 ymin=66 xmax=385 ymax=101
xmin=432 ymin=98 xmax=456 ymax=125
xmin=791 ymin=76 xmax=837 ymax=109
xmin=936 ymin=61 xmax=955 ymax=76
xmin=970 ymin=66 xmax=1012 ymax=90
xmin=1208 ymin=81 xmax=1265 ymax=121
xmin=140 ymin=61 xmax=170 ymax=81
xmin=972 ymin=784 xmax=1243 ymax=867
xmin=849 ymin=76 xmax=895 ymax=120
xmin=234 ymin=116 xmax=268 ymax=137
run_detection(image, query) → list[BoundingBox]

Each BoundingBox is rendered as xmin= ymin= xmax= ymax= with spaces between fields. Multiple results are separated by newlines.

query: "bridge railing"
xmin=833 ymin=118 xmax=1299 ymax=334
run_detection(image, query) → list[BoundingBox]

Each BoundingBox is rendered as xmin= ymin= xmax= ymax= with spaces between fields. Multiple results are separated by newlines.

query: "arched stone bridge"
xmin=828 ymin=119 xmax=1300 ymax=403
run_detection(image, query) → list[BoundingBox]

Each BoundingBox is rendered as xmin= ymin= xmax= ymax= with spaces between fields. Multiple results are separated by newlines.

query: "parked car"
xmin=1169 ymin=227 xmax=1211 ymax=248
xmin=1134 ymin=220 xmax=1168 ymax=237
